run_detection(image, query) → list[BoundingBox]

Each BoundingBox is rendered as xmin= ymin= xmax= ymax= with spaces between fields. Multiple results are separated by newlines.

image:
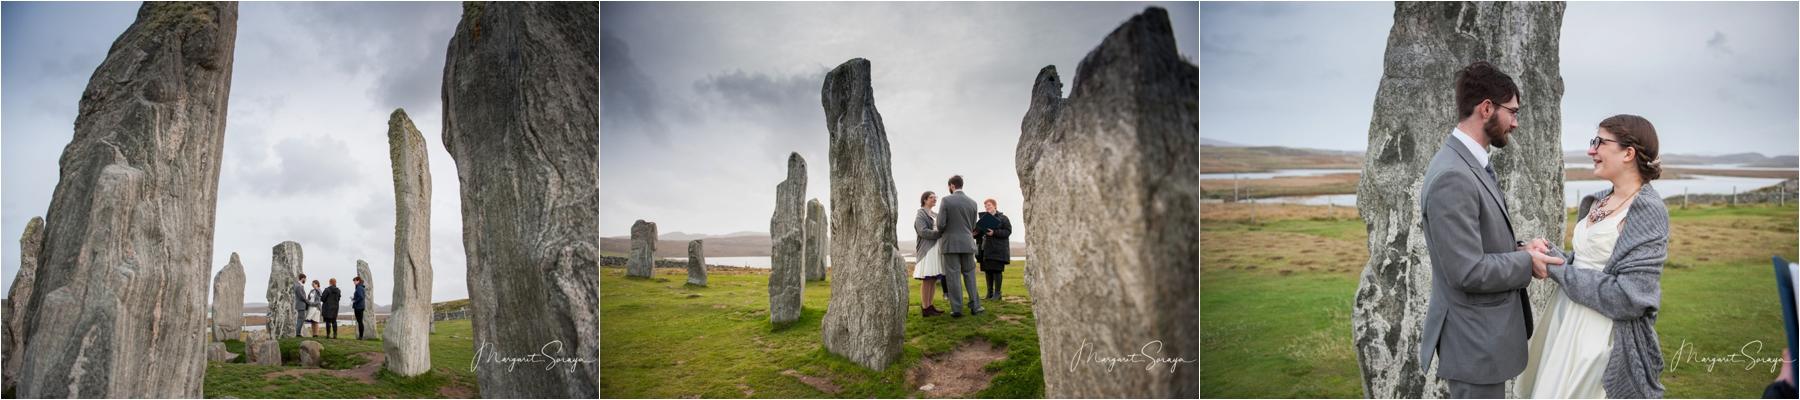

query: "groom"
xmin=938 ymin=175 xmax=983 ymax=317
xmin=1418 ymin=61 xmax=1565 ymax=398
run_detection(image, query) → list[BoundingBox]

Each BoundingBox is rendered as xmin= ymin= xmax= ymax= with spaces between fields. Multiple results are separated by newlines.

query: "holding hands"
xmin=1517 ymin=238 xmax=1563 ymax=279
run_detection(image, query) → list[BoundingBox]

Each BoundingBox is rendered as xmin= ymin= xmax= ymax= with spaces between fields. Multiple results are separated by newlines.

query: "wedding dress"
xmin=1517 ymin=202 xmax=1630 ymax=398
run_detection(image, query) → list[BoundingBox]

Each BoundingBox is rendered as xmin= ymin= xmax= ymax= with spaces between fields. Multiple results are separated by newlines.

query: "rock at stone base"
xmin=207 ymin=342 xmax=238 ymax=363
xmin=299 ymin=340 xmax=322 ymax=368
xmin=249 ymin=340 xmax=281 ymax=366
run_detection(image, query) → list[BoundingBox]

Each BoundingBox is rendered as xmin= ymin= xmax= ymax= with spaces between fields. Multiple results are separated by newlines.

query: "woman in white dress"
xmin=1519 ymin=115 xmax=1669 ymax=398
xmin=305 ymin=280 xmax=324 ymax=337
xmin=912 ymin=191 xmax=947 ymax=317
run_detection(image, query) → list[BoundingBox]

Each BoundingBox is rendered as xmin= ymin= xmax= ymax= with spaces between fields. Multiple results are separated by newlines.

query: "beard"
xmin=1484 ymin=116 xmax=1512 ymax=148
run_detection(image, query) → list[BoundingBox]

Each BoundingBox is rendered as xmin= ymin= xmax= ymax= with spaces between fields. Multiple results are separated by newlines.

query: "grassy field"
xmin=1201 ymin=202 xmax=1799 ymax=398
xmin=600 ymin=263 xmax=1043 ymax=398
xmin=1201 ymin=169 xmax=1797 ymax=200
xmin=201 ymin=319 xmax=480 ymax=398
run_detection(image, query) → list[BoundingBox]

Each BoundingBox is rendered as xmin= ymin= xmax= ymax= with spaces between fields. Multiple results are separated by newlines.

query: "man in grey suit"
xmin=293 ymin=273 xmax=309 ymax=338
xmin=937 ymin=175 xmax=983 ymax=317
xmin=1418 ymin=61 xmax=1565 ymax=398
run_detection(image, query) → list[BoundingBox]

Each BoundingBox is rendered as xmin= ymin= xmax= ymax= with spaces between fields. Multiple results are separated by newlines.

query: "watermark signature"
xmin=1668 ymin=339 xmax=1793 ymax=373
xmin=469 ymin=340 xmax=597 ymax=373
xmin=1065 ymin=340 xmax=1196 ymax=374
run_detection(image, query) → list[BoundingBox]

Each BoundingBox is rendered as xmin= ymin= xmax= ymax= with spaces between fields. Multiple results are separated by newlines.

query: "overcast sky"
xmin=2 ymin=2 xmax=471 ymax=304
xmin=599 ymin=1 xmax=1198 ymax=241
xmin=1201 ymin=1 xmax=1799 ymax=156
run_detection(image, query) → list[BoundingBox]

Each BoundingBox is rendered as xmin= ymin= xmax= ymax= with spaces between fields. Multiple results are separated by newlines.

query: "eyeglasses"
xmin=1489 ymin=100 xmax=1520 ymax=118
xmin=1588 ymin=136 xmax=1621 ymax=149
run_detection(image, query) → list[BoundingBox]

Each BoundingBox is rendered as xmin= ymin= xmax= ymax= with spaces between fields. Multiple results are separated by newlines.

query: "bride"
xmin=1518 ymin=114 xmax=1669 ymax=398
xmin=913 ymin=191 xmax=946 ymax=317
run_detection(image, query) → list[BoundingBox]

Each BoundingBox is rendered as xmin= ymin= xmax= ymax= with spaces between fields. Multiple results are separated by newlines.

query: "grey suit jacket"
xmin=914 ymin=208 xmax=942 ymax=257
xmin=293 ymin=282 xmax=309 ymax=311
xmin=1417 ymin=139 xmax=1535 ymax=384
xmin=936 ymin=191 xmax=979 ymax=254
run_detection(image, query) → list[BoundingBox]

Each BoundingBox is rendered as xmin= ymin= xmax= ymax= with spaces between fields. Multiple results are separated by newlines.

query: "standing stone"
xmin=382 ymin=108 xmax=434 ymax=376
xmin=443 ymin=2 xmax=599 ymax=398
xmin=13 ymin=4 xmax=237 ymax=397
xmin=1352 ymin=3 xmax=1566 ymax=398
xmin=265 ymin=241 xmax=305 ymax=339
xmin=769 ymin=152 xmax=807 ymax=325
xmin=299 ymin=340 xmax=323 ymax=368
xmin=627 ymin=219 xmax=657 ymax=278
xmin=804 ymin=199 xmax=828 ymax=282
xmin=686 ymin=240 xmax=707 ymax=286
xmin=3 ymin=216 xmax=44 ymax=392
xmin=248 ymin=339 xmax=281 ymax=366
xmin=206 ymin=342 xmax=237 ymax=363
xmin=818 ymin=58 xmax=907 ymax=371
xmin=356 ymin=259 xmax=379 ymax=340
xmin=1015 ymin=8 xmax=1197 ymax=398
xmin=212 ymin=253 xmax=246 ymax=342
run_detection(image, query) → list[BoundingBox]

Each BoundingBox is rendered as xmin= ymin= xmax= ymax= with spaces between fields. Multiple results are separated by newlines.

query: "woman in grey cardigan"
xmin=1519 ymin=115 xmax=1667 ymax=398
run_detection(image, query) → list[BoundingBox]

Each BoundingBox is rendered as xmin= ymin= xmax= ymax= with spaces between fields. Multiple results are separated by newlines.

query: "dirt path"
xmin=906 ymin=338 xmax=1009 ymax=398
xmin=261 ymin=351 xmax=385 ymax=384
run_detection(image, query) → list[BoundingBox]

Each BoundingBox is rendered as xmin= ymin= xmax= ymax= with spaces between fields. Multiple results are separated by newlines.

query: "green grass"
xmin=1202 ymin=203 xmax=1799 ymax=398
xmin=601 ymin=264 xmax=1043 ymax=398
xmin=202 ymin=319 xmax=480 ymax=398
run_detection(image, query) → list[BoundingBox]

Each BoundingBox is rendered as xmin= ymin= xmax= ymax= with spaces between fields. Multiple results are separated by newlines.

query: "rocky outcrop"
xmin=687 ymin=240 xmax=707 ymax=286
xmin=1352 ymin=3 xmax=1566 ymax=398
xmin=769 ymin=152 xmax=808 ymax=325
xmin=266 ymin=241 xmax=305 ymax=339
xmin=1014 ymin=7 xmax=1197 ymax=398
xmin=382 ymin=108 xmax=434 ymax=376
xmin=818 ymin=58 xmax=907 ymax=371
xmin=628 ymin=219 xmax=657 ymax=278
xmin=805 ymin=198 xmax=829 ymax=282
xmin=11 ymin=4 xmax=237 ymax=397
xmin=2 ymin=216 xmax=44 ymax=392
xmin=212 ymin=253 xmax=246 ymax=342
xmin=356 ymin=259 xmax=379 ymax=340
xmin=441 ymin=2 xmax=599 ymax=397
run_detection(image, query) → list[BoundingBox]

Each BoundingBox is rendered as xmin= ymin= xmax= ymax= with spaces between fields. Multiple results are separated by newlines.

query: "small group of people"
xmin=289 ymin=273 xmax=370 ymax=339
xmin=911 ymin=175 xmax=1013 ymax=318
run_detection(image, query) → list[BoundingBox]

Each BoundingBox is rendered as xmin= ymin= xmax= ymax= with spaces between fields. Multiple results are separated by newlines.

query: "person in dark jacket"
xmin=352 ymin=276 xmax=368 ymax=339
xmin=975 ymin=198 xmax=1012 ymax=300
xmin=321 ymin=279 xmax=342 ymax=339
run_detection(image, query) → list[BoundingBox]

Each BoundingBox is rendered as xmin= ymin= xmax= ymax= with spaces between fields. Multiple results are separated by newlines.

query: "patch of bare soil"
xmin=906 ymin=338 xmax=1009 ymax=398
xmin=781 ymin=369 xmax=843 ymax=394
xmin=260 ymin=351 xmax=384 ymax=384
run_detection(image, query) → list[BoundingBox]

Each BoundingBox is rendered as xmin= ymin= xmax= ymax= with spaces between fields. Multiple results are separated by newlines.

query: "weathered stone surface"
xmin=356 ymin=259 xmax=378 ymax=340
xmin=298 ymin=340 xmax=322 ymax=368
xmin=206 ymin=342 xmax=237 ymax=363
xmin=266 ymin=241 xmax=305 ymax=339
xmin=627 ymin=219 xmax=657 ymax=278
xmin=1015 ymin=7 xmax=1197 ymax=398
xmin=686 ymin=240 xmax=707 ymax=286
xmin=12 ymin=4 xmax=237 ymax=397
xmin=381 ymin=108 xmax=433 ymax=376
xmin=804 ymin=198 xmax=829 ymax=282
xmin=769 ymin=152 xmax=808 ymax=325
xmin=1352 ymin=3 xmax=1566 ymax=398
xmin=248 ymin=339 xmax=281 ymax=366
xmin=3 ymin=216 xmax=44 ymax=392
xmin=442 ymin=2 xmax=598 ymax=397
xmin=818 ymin=58 xmax=907 ymax=371
xmin=212 ymin=252 xmax=246 ymax=342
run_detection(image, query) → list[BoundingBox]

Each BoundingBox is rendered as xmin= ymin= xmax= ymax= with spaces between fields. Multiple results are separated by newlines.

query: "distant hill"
xmin=1561 ymin=151 xmax=1799 ymax=167
xmin=1200 ymin=145 xmax=1365 ymax=173
xmin=602 ymin=234 xmax=772 ymax=257
xmin=1201 ymin=137 xmax=1247 ymax=147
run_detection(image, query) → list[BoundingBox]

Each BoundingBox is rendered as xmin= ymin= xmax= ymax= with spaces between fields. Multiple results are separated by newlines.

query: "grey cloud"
xmin=236 ymin=136 xmax=362 ymax=197
xmin=602 ymin=29 xmax=670 ymax=145
xmin=1706 ymin=31 xmax=1732 ymax=55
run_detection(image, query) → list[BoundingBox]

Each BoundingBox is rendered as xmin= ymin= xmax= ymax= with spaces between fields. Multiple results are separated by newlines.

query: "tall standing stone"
xmin=382 ymin=108 xmax=434 ymax=376
xmin=1015 ymin=7 xmax=1197 ymax=398
xmin=443 ymin=2 xmax=599 ymax=397
xmin=3 ymin=216 xmax=44 ymax=392
xmin=265 ymin=241 xmax=305 ymax=339
xmin=686 ymin=240 xmax=707 ymax=286
xmin=13 ymin=3 xmax=237 ymax=397
xmin=818 ymin=58 xmax=907 ymax=371
xmin=769 ymin=152 xmax=807 ymax=325
xmin=211 ymin=253 xmax=246 ymax=342
xmin=356 ymin=259 xmax=379 ymax=340
xmin=804 ymin=198 xmax=828 ymax=282
xmin=1352 ymin=3 xmax=1565 ymax=398
xmin=627 ymin=219 xmax=657 ymax=278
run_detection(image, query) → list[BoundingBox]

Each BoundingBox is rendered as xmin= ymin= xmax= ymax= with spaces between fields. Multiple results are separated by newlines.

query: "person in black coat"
xmin=321 ymin=279 xmax=343 ymax=338
xmin=975 ymin=198 xmax=1013 ymax=300
xmin=352 ymin=276 xmax=368 ymax=339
